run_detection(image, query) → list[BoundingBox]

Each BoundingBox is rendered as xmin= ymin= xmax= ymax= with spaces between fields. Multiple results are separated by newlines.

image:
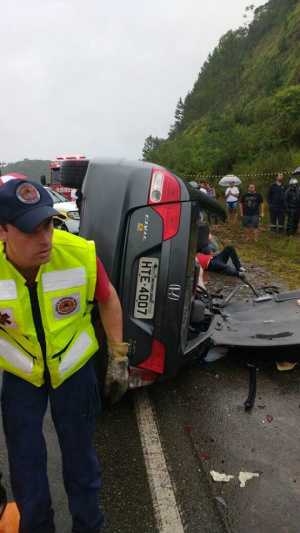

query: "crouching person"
xmin=0 ymin=178 xmax=129 ymax=533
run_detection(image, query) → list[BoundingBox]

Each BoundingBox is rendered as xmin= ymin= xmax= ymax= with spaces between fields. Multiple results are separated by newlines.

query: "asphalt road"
xmin=0 ymin=272 xmax=299 ymax=533
xmin=1 ymin=349 xmax=299 ymax=533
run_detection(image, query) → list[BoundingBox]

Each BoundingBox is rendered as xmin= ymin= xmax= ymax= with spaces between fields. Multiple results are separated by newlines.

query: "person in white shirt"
xmin=225 ymin=181 xmax=239 ymax=224
xmin=70 ymin=188 xmax=77 ymax=201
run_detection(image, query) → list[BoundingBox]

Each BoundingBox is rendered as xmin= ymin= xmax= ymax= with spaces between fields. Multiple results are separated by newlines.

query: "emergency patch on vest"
xmin=16 ymin=182 xmax=40 ymax=204
xmin=52 ymin=293 xmax=81 ymax=320
xmin=0 ymin=308 xmax=17 ymax=328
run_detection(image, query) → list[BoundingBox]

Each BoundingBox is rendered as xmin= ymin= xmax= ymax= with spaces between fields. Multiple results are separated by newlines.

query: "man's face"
xmin=229 ymin=181 xmax=234 ymax=187
xmin=0 ymin=218 xmax=54 ymax=271
xmin=277 ymin=173 xmax=284 ymax=182
xmin=248 ymin=184 xmax=256 ymax=193
xmin=199 ymin=181 xmax=206 ymax=188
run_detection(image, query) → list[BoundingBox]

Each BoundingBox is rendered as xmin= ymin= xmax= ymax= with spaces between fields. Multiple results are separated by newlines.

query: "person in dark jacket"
xmin=285 ymin=178 xmax=300 ymax=235
xmin=267 ymin=173 xmax=286 ymax=233
xmin=197 ymin=223 xmax=218 ymax=255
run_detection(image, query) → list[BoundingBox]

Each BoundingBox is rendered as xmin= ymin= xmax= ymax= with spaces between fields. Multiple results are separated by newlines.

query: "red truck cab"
xmin=43 ymin=157 xmax=86 ymax=199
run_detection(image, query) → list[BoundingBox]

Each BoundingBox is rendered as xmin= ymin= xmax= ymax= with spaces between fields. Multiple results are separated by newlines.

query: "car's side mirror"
xmin=40 ymin=175 xmax=46 ymax=185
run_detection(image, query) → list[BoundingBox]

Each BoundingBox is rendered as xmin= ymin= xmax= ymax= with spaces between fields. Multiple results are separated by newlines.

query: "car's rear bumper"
xmin=121 ymin=200 xmax=200 ymax=379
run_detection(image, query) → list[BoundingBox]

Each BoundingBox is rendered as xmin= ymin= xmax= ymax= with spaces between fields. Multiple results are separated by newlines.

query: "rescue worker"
xmin=0 ymin=178 xmax=129 ymax=533
xmin=267 ymin=172 xmax=286 ymax=232
xmin=285 ymin=178 xmax=300 ymax=235
xmin=197 ymin=223 xmax=218 ymax=255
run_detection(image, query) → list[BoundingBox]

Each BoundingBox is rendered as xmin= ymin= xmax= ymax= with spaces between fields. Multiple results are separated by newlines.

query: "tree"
xmin=142 ymin=136 xmax=164 ymax=162
xmin=169 ymin=97 xmax=185 ymax=138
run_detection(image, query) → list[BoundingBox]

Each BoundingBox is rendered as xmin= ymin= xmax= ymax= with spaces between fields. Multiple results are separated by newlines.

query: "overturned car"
xmin=59 ymin=158 xmax=300 ymax=392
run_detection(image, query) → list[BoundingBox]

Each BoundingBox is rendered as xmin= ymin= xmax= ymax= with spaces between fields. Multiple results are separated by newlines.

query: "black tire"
xmin=60 ymin=160 xmax=89 ymax=188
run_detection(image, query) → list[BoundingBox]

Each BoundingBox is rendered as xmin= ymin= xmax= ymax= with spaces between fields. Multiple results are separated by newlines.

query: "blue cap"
xmin=0 ymin=178 xmax=65 ymax=233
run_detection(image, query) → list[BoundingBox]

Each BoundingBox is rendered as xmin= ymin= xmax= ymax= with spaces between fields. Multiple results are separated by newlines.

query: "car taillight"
xmin=128 ymin=367 xmax=158 ymax=389
xmin=152 ymin=203 xmax=181 ymax=240
xmin=148 ymin=168 xmax=180 ymax=204
xmin=148 ymin=168 xmax=181 ymax=240
xmin=137 ymin=338 xmax=166 ymax=374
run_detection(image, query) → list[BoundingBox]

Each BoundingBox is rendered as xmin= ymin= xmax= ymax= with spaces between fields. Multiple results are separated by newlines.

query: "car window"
xmin=45 ymin=187 xmax=70 ymax=203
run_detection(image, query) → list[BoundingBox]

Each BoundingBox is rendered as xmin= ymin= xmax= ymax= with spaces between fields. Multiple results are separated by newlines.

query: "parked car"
xmin=0 ymin=174 xmax=80 ymax=234
xmin=60 ymin=158 xmax=300 ymax=396
xmin=44 ymin=187 xmax=80 ymax=234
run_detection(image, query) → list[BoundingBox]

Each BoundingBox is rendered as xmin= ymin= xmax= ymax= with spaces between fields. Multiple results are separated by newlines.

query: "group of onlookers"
xmin=197 ymin=172 xmax=300 ymax=239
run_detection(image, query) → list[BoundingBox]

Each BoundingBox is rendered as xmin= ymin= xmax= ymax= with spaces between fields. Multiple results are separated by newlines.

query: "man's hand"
xmin=103 ymin=340 xmax=129 ymax=404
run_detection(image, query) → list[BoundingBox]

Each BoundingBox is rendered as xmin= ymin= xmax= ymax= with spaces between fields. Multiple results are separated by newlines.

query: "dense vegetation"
xmin=142 ymin=0 xmax=300 ymax=193
xmin=0 ymin=159 xmax=51 ymax=183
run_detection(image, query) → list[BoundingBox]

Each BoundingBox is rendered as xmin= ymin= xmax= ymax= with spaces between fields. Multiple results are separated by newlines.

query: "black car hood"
xmin=210 ymin=290 xmax=300 ymax=347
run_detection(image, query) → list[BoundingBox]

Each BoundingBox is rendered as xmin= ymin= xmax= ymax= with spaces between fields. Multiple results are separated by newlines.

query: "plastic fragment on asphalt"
xmin=210 ymin=470 xmax=234 ymax=482
xmin=238 ymin=472 xmax=260 ymax=487
xmin=297 ymin=299 xmax=300 ymax=305
xmin=267 ymin=414 xmax=273 ymax=423
xmin=276 ymin=361 xmax=297 ymax=371
xmin=215 ymin=496 xmax=227 ymax=507
xmin=203 ymin=346 xmax=228 ymax=362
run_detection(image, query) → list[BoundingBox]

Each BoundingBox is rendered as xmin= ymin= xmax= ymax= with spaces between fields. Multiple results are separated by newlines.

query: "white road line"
xmin=134 ymin=388 xmax=184 ymax=533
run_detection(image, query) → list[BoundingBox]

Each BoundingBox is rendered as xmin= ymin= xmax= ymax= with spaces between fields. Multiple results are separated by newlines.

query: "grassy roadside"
xmin=210 ymin=219 xmax=300 ymax=290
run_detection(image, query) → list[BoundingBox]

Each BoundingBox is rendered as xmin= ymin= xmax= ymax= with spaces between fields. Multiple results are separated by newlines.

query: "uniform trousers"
xmin=0 ymin=360 xmax=103 ymax=533
xmin=286 ymin=208 xmax=300 ymax=235
xmin=269 ymin=205 xmax=285 ymax=232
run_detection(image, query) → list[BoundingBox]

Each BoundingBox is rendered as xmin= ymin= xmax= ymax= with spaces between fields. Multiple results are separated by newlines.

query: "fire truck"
xmin=41 ymin=156 xmax=86 ymax=199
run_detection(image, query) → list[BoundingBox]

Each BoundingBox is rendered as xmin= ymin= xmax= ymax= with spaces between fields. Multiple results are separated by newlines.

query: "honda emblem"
xmin=168 ymin=284 xmax=181 ymax=300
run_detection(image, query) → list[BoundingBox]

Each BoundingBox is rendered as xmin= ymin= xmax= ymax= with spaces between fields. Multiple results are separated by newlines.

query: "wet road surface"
xmin=1 ymin=350 xmax=299 ymax=533
xmin=0 ymin=270 xmax=299 ymax=532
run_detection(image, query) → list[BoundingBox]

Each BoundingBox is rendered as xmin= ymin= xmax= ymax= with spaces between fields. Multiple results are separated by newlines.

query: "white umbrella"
xmin=292 ymin=166 xmax=300 ymax=175
xmin=218 ymin=175 xmax=241 ymax=187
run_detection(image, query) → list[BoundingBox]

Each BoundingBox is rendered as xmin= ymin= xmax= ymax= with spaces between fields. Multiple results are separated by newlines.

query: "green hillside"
xmin=0 ymin=159 xmax=51 ymax=183
xmin=142 ymin=0 xmax=300 ymax=188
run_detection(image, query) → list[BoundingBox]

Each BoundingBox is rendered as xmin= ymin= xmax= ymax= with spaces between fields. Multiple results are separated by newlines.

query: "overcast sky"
xmin=1 ymin=0 xmax=265 ymax=164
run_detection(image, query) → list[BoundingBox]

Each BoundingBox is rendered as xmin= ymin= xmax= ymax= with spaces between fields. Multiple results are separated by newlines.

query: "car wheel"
xmin=60 ymin=159 xmax=89 ymax=188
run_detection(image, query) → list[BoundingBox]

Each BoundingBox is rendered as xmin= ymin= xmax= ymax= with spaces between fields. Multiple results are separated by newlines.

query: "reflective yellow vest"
xmin=0 ymin=230 xmax=99 ymax=388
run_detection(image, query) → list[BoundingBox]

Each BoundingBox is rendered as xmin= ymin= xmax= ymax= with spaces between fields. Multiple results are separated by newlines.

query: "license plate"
xmin=134 ymin=257 xmax=159 ymax=319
